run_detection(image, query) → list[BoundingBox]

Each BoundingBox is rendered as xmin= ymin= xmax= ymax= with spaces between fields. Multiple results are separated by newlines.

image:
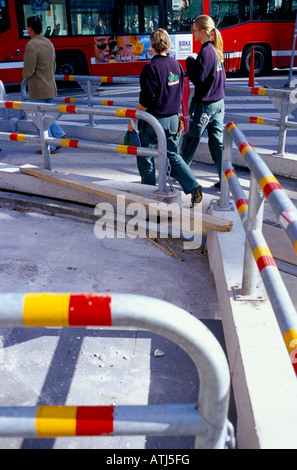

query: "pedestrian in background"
xmin=23 ymin=16 xmax=66 ymax=155
xmin=181 ymin=15 xmax=226 ymax=189
xmin=128 ymin=28 xmax=203 ymax=206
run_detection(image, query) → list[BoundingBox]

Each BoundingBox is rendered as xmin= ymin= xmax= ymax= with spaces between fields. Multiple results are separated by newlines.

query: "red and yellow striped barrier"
xmin=248 ymin=116 xmax=266 ymax=125
xmin=250 ymin=87 xmax=267 ymax=95
xmin=259 ymin=175 xmax=283 ymax=198
xmin=35 ymin=406 xmax=114 ymax=437
xmin=22 ymin=293 xmax=112 ymax=327
xmin=224 ymin=167 xmax=249 ymax=218
xmin=9 ymin=133 xmax=26 ymax=142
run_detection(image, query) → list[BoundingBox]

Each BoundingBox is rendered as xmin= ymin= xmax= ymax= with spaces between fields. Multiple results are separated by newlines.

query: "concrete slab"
xmin=0 ymin=201 xmax=227 ymax=449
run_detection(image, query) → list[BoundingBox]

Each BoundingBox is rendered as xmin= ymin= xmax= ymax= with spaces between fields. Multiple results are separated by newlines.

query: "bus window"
xmin=166 ymin=0 xmax=202 ymax=33
xmin=118 ymin=0 xmax=139 ymax=34
xmin=143 ymin=2 xmax=159 ymax=33
xmin=71 ymin=9 xmax=114 ymax=36
xmin=253 ymin=0 xmax=296 ymax=20
xmin=17 ymin=0 xmax=68 ymax=38
xmin=0 ymin=0 xmax=10 ymax=34
xmin=211 ymin=0 xmax=250 ymax=27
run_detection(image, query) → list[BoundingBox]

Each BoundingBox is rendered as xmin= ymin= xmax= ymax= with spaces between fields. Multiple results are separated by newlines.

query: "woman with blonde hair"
xmin=181 ymin=15 xmax=226 ymax=189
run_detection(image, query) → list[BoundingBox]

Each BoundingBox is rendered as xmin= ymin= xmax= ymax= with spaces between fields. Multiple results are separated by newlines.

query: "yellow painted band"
xmin=68 ymin=75 xmax=75 ymax=81
xmin=116 ymin=108 xmax=128 ymax=117
xmin=227 ymin=122 xmax=237 ymax=132
xmin=101 ymin=100 xmax=108 ymax=105
xmin=68 ymin=98 xmax=76 ymax=103
xmin=23 ymin=293 xmax=70 ymax=326
xmin=13 ymin=101 xmax=21 ymax=110
xmin=61 ymin=138 xmax=70 ymax=147
xmin=117 ymin=145 xmax=128 ymax=154
xmin=238 ymin=204 xmax=248 ymax=216
xmin=258 ymin=88 xmax=267 ymax=95
xmin=36 ymin=406 xmax=77 ymax=437
xmin=283 ymin=329 xmax=297 ymax=353
xmin=101 ymin=77 xmax=108 ymax=82
xmin=259 ymin=175 xmax=278 ymax=191
xmin=241 ymin=144 xmax=254 ymax=157
xmin=17 ymin=134 xmax=25 ymax=142
xmin=257 ymin=117 xmax=265 ymax=125
xmin=295 ymin=240 xmax=297 ymax=254
xmin=253 ymin=246 xmax=273 ymax=261
xmin=58 ymin=104 xmax=68 ymax=113
xmin=225 ymin=170 xmax=236 ymax=180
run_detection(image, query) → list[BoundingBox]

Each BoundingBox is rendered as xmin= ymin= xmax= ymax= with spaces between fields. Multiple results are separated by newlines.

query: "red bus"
xmin=0 ymin=0 xmax=296 ymax=84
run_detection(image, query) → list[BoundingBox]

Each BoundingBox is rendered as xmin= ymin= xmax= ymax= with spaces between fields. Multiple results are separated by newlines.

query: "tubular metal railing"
xmin=217 ymin=121 xmax=297 ymax=375
xmin=0 ymin=99 xmax=168 ymax=193
xmin=0 ymin=292 xmax=234 ymax=449
xmin=225 ymin=84 xmax=297 ymax=155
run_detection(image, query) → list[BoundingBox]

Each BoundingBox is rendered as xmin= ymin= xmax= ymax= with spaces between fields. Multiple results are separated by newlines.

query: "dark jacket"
xmin=139 ymin=54 xmax=184 ymax=117
xmin=186 ymin=41 xmax=226 ymax=103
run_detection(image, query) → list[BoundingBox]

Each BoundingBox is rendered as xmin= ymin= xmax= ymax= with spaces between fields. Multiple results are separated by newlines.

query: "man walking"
xmin=23 ymin=16 xmax=66 ymax=154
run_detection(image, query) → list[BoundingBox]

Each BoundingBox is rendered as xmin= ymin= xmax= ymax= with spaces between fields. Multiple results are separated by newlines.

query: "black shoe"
xmin=36 ymin=146 xmax=62 ymax=155
xmin=213 ymin=181 xmax=221 ymax=189
xmin=190 ymin=185 xmax=203 ymax=207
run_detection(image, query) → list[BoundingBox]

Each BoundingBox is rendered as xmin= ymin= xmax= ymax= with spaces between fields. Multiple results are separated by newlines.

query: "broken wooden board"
xmin=263 ymin=223 xmax=297 ymax=267
xmin=19 ymin=164 xmax=233 ymax=234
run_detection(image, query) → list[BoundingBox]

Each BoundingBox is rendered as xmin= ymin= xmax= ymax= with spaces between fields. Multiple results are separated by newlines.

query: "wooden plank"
xmin=263 ymin=223 xmax=297 ymax=267
xmin=19 ymin=164 xmax=233 ymax=233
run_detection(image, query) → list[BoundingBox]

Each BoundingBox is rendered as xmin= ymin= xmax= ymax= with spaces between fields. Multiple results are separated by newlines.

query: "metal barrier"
xmin=21 ymin=76 xmax=139 ymax=127
xmin=0 ymin=99 xmax=168 ymax=193
xmin=20 ymin=78 xmax=297 ymax=155
xmin=218 ymin=121 xmax=297 ymax=375
xmin=225 ymin=85 xmax=297 ymax=155
xmin=0 ymin=292 xmax=234 ymax=449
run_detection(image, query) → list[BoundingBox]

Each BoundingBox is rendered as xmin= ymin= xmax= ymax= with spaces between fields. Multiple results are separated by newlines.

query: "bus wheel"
xmin=241 ymin=45 xmax=271 ymax=76
xmin=56 ymin=54 xmax=88 ymax=77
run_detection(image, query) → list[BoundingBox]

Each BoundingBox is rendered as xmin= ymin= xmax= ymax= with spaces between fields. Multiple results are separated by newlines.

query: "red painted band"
xmin=65 ymin=105 xmax=76 ymax=114
xmin=236 ymin=199 xmax=249 ymax=209
xmin=127 ymin=146 xmax=138 ymax=155
xmin=63 ymin=75 xmax=70 ymax=81
xmin=238 ymin=142 xmax=250 ymax=153
xmin=76 ymin=406 xmax=114 ymax=436
xmin=249 ymin=116 xmax=258 ymax=123
xmin=68 ymin=293 xmax=112 ymax=326
xmin=256 ymin=255 xmax=277 ymax=272
xmin=126 ymin=110 xmax=137 ymax=119
xmin=5 ymin=101 xmax=13 ymax=109
xmin=262 ymin=182 xmax=283 ymax=198
xmin=251 ymin=87 xmax=259 ymax=95
xmin=10 ymin=133 xmax=18 ymax=141
xmin=68 ymin=139 xmax=79 ymax=148
xmin=224 ymin=168 xmax=235 ymax=177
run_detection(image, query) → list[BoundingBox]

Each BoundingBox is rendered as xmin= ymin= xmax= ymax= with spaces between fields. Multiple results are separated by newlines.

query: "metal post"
xmin=218 ymin=127 xmax=233 ymax=209
xmin=87 ymin=80 xmax=95 ymax=127
xmin=37 ymin=111 xmax=52 ymax=171
xmin=241 ymin=173 xmax=264 ymax=296
xmin=277 ymin=93 xmax=289 ymax=154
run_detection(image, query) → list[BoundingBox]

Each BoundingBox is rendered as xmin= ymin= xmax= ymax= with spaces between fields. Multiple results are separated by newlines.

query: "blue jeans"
xmin=181 ymin=99 xmax=225 ymax=180
xmin=138 ymin=114 xmax=198 ymax=194
xmin=32 ymin=98 xmax=65 ymax=151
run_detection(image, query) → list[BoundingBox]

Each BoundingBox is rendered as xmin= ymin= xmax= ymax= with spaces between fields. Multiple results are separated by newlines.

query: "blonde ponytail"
xmin=213 ymin=28 xmax=224 ymax=63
